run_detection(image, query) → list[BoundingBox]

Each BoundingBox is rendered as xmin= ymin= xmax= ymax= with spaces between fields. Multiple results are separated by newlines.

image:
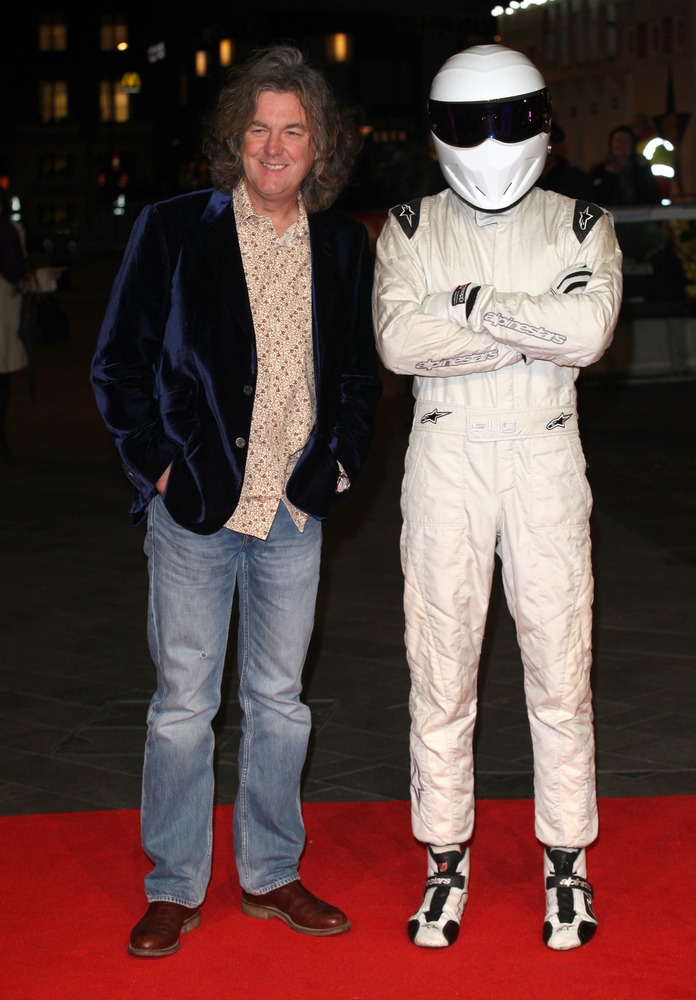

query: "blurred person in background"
xmin=537 ymin=122 xmax=593 ymax=200
xmin=0 ymin=189 xmax=63 ymax=455
xmin=0 ymin=187 xmax=28 ymax=457
xmin=589 ymin=124 xmax=662 ymax=206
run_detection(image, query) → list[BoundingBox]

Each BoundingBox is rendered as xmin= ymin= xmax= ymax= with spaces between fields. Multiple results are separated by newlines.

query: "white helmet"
xmin=429 ymin=44 xmax=552 ymax=211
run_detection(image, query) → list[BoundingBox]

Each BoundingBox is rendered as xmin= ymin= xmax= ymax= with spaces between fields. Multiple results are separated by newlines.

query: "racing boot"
xmin=408 ymin=844 xmax=468 ymax=948
xmin=543 ymin=846 xmax=597 ymax=951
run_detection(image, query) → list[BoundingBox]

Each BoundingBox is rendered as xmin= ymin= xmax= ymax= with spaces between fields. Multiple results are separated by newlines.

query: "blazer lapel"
xmin=198 ymin=190 xmax=255 ymax=340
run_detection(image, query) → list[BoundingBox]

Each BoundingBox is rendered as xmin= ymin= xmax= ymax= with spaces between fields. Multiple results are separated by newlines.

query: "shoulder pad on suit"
xmin=572 ymin=200 xmax=604 ymax=244
xmin=390 ymin=199 xmax=423 ymax=239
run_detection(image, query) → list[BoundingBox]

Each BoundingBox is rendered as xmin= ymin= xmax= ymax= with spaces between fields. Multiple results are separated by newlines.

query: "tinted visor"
xmin=429 ymin=89 xmax=551 ymax=149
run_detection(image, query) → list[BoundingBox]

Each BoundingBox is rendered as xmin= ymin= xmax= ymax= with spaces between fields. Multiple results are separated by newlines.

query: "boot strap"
xmin=546 ymin=873 xmax=593 ymax=896
xmin=425 ymin=873 xmax=466 ymax=891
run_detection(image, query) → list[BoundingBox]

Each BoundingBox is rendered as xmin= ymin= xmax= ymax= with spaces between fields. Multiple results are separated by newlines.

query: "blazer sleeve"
xmin=328 ymin=221 xmax=383 ymax=482
xmin=90 ymin=205 xmax=179 ymax=504
xmin=286 ymin=215 xmax=382 ymax=517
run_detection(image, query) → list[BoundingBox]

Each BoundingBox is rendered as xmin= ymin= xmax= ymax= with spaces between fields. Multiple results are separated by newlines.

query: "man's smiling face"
xmin=240 ymin=89 xmax=317 ymax=216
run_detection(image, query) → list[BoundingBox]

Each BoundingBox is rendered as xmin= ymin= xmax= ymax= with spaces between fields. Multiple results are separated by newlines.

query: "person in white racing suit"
xmin=372 ymin=44 xmax=623 ymax=952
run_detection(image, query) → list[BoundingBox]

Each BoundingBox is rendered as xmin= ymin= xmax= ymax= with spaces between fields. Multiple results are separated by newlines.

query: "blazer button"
xmin=235 ymin=437 xmax=247 ymax=448
xmin=243 ymin=384 xmax=253 ymax=396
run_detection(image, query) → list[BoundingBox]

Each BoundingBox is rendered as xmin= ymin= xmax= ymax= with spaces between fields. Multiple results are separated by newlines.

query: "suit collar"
xmin=190 ymin=189 xmax=336 ymax=342
xmin=195 ymin=190 xmax=253 ymax=336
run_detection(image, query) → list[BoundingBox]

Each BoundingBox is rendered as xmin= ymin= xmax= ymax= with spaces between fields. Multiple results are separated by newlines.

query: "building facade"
xmin=0 ymin=6 xmax=493 ymax=262
xmin=494 ymin=0 xmax=695 ymax=201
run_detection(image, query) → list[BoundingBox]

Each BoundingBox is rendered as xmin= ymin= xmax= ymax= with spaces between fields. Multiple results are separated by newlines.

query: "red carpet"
xmin=5 ymin=797 xmax=695 ymax=999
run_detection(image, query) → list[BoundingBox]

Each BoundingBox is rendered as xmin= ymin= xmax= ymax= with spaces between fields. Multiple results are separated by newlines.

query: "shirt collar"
xmin=233 ymin=181 xmax=308 ymax=240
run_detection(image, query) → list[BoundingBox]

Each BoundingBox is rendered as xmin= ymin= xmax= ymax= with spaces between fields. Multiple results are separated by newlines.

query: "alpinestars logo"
xmin=484 ymin=311 xmax=567 ymax=345
xmin=578 ymin=206 xmax=594 ymax=231
xmin=573 ymin=200 xmax=602 ymax=243
xmin=420 ymin=409 xmax=451 ymax=424
xmin=546 ymin=412 xmax=573 ymax=430
xmin=392 ymin=198 xmax=422 ymax=238
xmin=416 ymin=347 xmax=499 ymax=371
xmin=558 ymin=875 xmax=592 ymax=892
xmin=399 ymin=203 xmax=416 ymax=227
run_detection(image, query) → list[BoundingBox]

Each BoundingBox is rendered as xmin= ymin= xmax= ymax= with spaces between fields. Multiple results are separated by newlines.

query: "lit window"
xmin=326 ymin=33 xmax=351 ymax=63
xmin=39 ymin=81 xmax=69 ymax=122
xmin=114 ymin=88 xmax=129 ymax=123
xmin=99 ymin=82 xmax=111 ymax=122
xmin=39 ymin=17 xmax=67 ymax=51
xmin=219 ymin=38 xmax=234 ymax=67
xmin=101 ymin=18 xmax=128 ymax=51
xmin=100 ymin=81 xmax=130 ymax=123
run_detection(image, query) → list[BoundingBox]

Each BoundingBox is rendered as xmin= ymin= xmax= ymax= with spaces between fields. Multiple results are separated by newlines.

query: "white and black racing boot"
xmin=407 ymin=844 xmax=469 ymax=948
xmin=543 ymin=847 xmax=597 ymax=951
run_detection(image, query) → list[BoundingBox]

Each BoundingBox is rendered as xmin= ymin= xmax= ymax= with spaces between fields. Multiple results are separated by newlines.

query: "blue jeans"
xmin=140 ymin=496 xmax=322 ymax=906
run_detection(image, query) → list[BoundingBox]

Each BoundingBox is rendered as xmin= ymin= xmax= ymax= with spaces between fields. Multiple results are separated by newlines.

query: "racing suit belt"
xmin=414 ymin=401 xmax=577 ymax=441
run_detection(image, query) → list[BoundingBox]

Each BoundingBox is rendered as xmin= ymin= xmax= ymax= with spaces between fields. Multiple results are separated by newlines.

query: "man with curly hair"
xmin=91 ymin=44 xmax=381 ymax=957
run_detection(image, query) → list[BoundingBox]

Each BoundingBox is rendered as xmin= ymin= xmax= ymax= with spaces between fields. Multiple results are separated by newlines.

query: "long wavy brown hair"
xmin=202 ymin=44 xmax=363 ymax=213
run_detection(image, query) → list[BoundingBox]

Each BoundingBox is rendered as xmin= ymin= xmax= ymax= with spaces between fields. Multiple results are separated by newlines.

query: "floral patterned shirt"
xmin=225 ymin=182 xmax=315 ymax=539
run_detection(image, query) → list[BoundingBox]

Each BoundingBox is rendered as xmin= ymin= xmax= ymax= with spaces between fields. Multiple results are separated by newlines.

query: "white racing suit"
xmin=372 ymin=186 xmax=623 ymax=849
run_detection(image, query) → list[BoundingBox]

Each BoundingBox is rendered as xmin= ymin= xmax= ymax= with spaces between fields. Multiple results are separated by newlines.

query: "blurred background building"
xmin=0 ymin=4 xmax=494 ymax=262
xmin=0 ymin=2 xmax=694 ymax=292
xmin=495 ymin=0 xmax=695 ymax=206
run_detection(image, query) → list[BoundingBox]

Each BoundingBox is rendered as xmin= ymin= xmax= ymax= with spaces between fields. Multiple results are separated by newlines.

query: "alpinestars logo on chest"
xmin=399 ymin=203 xmax=416 ymax=226
xmin=546 ymin=412 xmax=573 ymax=430
xmin=421 ymin=409 xmax=452 ymax=424
xmin=578 ymin=206 xmax=594 ymax=231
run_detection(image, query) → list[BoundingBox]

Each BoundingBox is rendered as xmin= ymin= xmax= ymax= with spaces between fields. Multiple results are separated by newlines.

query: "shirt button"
xmin=243 ymin=384 xmax=253 ymax=395
xmin=235 ymin=437 xmax=246 ymax=448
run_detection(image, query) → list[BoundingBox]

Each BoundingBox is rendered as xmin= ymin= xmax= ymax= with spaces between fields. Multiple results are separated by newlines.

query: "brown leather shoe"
xmin=241 ymin=881 xmax=351 ymax=936
xmin=128 ymin=901 xmax=201 ymax=957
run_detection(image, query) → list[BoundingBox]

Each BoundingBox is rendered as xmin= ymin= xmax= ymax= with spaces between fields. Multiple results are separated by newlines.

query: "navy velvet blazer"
xmin=90 ymin=188 xmax=382 ymax=534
